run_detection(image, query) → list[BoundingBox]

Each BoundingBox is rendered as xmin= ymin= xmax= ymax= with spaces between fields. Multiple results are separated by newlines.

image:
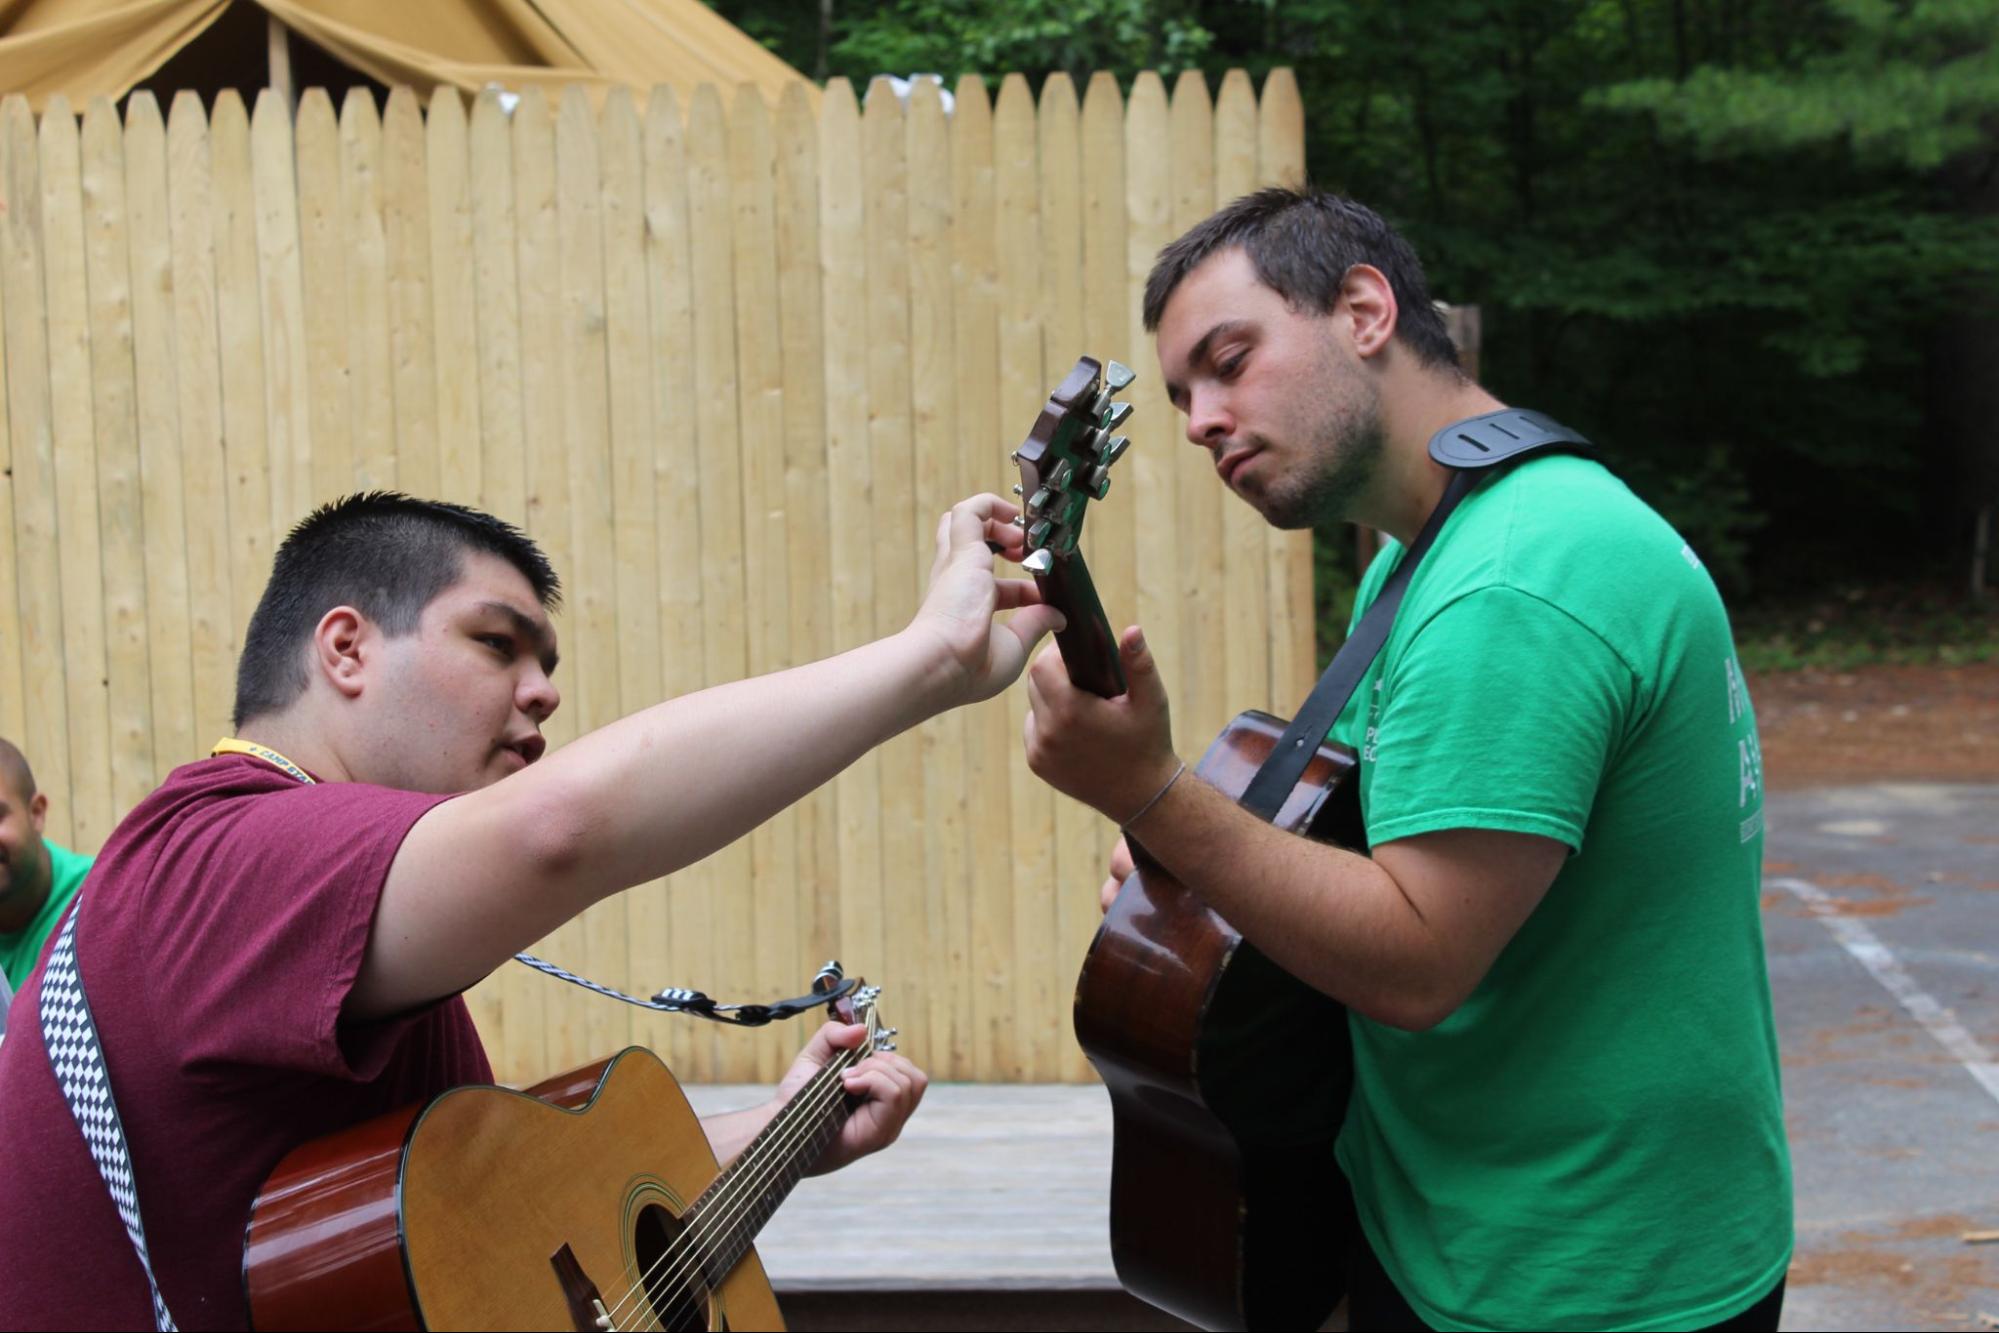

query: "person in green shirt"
xmin=1024 ymin=188 xmax=1790 ymax=1331
xmin=0 ymin=738 xmax=92 ymax=1033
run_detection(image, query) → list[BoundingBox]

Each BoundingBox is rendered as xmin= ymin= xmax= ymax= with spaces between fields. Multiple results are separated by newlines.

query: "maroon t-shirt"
xmin=0 ymin=755 xmax=491 ymax=1330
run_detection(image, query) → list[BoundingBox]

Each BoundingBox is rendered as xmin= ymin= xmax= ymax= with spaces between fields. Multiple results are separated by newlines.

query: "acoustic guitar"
xmin=1015 ymin=358 xmax=1358 ymax=1332
xmin=243 ymin=972 xmax=892 ymax=1331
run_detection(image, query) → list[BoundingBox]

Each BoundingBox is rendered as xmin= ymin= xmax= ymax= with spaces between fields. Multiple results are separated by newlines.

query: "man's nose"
xmin=520 ymin=669 xmax=560 ymax=724
xmin=1185 ymin=387 xmax=1232 ymax=448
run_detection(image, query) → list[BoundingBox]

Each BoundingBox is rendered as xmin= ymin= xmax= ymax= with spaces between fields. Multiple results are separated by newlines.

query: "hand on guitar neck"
xmin=1007 ymin=355 xmax=1182 ymax=829
xmin=720 ymin=1018 xmax=928 ymax=1176
xmin=1008 ymin=355 xmax=1139 ymax=703
xmin=1024 ymin=623 xmax=1183 ymax=832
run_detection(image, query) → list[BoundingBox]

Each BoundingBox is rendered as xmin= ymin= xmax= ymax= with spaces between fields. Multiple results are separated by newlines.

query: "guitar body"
xmin=1074 ymin=711 xmax=1366 ymax=1333
xmin=244 ymin=1047 xmax=784 ymax=1332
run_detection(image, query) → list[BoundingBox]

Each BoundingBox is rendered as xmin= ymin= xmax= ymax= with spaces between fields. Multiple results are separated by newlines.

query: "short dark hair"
xmin=233 ymin=492 xmax=561 ymax=728
xmin=0 ymin=737 xmax=35 ymax=803
xmin=1142 ymin=186 xmax=1460 ymax=371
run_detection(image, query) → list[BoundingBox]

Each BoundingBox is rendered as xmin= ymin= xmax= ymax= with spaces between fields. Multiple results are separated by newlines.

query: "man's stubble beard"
xmin=0 ymin=845 xmax=52 ymax=929
xmin=1249 ymin=347 xmax=1386 ymax=531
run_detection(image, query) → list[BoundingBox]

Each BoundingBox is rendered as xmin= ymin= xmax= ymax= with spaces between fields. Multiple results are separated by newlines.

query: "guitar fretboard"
xmin=678 ymin=1055 xmax=860 ymax=1284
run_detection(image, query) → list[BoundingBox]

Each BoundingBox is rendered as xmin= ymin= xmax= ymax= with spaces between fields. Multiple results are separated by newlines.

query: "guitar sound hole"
xmin=634 ymin=1203 xmax=711 ymax=1331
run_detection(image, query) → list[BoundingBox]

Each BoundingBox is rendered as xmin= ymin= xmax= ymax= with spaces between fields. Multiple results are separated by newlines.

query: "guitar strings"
xmin=598 ymin=1059 xmax=849 ymax=1333
xmin=600 ymin=1038 xmax=866 ymax=1330
xmin=598 ymin=1066 xmax=846 ymax=1331
xmin=601 ymin=1032 xmax=866 ymax=1329
xmin=599 ymin=1020 xmax=877 ymax=1329
xmin=599 ymin=1063 xmax=851 ymax=1333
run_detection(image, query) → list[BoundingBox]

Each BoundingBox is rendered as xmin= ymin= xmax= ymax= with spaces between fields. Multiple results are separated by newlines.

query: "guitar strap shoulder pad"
xmin=1427 ymin=407 xmax=1592 ymax=470
xmin=1237 ymin=408 xmax=1590 ymax=823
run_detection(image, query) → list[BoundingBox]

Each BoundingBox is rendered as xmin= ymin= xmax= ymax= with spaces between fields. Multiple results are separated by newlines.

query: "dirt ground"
xmin=1751 ymin=662 xmax=1999 ymax=789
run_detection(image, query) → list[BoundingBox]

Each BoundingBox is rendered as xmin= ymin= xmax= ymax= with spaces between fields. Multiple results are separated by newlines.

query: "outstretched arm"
xmin=353 ymin=494 xmax=1062 ymax=1020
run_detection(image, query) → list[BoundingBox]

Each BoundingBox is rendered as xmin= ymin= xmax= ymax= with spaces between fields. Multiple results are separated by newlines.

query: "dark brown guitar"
xmin=243 ymin=974 xmax=893 ymax=1331
xmin=1015 ymin=359 xmax=1358 ymax=1332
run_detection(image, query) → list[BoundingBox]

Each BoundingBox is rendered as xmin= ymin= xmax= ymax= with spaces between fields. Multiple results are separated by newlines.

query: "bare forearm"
xmin=700 ymin=1103 xmax=773 ymax=1165
xmin=1125 ymin=773 xmax=1452 ymax=1028
xmin=365 ymin=630 xmax=955 ymax=1015
xmin=523 ymin=629 xmax=949 ymax=910
xmin=1024 ymin=628 xmax=1559 ymax=1033
xmin=361 ymin=492 xmax=1059 ymax=1022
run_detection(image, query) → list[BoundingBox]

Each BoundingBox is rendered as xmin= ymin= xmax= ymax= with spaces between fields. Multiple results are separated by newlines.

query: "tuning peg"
xmin=1102 ymin=400 xmax=1134 ymax=432
xmin=1050 ymin=460 xmax=1075 ymax=489
xmin=1027 ymin=517 xmax=1053 ymax=546
xmin=1104 ymin=360 xmax=1137 ymax=391
xmin=1027 ymin=486 xmax=1052 ymax=515
xmin=1089 ymin=466 xmax=1112 ymax=500
xmin=1013 ymin=515 xmax=1027 ymax=528
xmin=1022 ymin=548 xmax=1054 ymax=575
xmin=1008 ymin=449 xmax=1021 ymax=464
xmin=1011 ymin=483 xmax=1023 ymax=496
xmin=1098 ymin=434 xmax=1130 ymax=467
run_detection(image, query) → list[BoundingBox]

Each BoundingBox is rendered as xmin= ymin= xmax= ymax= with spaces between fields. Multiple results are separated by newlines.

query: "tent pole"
xmin=267 ymin=13 xmax=296 ymax=111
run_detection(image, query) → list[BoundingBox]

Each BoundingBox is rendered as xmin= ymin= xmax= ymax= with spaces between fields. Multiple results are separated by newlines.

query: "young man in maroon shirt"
xmin=0 ymin=489 xmax=1058 ymax=1330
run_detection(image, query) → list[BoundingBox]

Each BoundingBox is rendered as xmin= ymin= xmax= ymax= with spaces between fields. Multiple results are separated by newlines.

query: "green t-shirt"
xmin=1 ymin=839 xmax=90 ymax=989
xmin=1328 ymin=454 xmax=1791 ymax=1331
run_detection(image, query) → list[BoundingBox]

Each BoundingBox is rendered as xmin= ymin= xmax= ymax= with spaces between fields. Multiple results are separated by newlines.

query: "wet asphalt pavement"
xmin=1763 ymin=784 xmax=1999 ymax=1331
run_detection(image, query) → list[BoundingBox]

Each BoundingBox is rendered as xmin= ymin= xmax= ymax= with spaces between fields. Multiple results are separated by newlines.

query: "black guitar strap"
xmin=1237 ymin=409 xmax=1593 ymax=823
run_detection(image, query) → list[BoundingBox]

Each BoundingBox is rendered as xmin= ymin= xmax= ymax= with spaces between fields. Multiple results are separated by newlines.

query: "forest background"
xmin=713 ymin=0 xmax=1999 ymax=674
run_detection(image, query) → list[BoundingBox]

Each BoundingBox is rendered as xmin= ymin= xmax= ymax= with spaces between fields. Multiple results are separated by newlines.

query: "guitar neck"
xmin=678 ymin=1059 xmax=858 ymax=1279
xmin=1037 ymin=552 xmax=1126 ymax=699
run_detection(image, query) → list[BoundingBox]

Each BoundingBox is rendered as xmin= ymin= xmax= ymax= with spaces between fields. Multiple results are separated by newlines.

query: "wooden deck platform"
xmin=680 ymin=1082 xmax=1119 ymax=1293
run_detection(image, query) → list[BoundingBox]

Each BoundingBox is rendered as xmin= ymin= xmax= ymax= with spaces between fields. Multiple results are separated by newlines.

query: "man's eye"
xmin=1217 ymin=351 xmax=1246 ymax=378
xmin=479 ymin=634 xmax=513 ymax=655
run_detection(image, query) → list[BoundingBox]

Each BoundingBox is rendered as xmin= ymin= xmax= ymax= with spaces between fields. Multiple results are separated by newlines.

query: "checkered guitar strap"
xmin=39 ymin=907 xmax=178 ymax=1332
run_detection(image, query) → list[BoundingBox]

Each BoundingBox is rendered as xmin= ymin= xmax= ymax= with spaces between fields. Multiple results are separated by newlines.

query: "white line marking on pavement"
xmin=1774 ymin=876 xmax=1999 ymax=1108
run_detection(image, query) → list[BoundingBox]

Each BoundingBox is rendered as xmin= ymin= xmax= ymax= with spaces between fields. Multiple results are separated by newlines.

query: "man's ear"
xmin=1341 ymin=263 xmax=1399 ymax=359
xmin=314 ymin=606 xmax=370 ymax=701
xmin=28 ymin=790 xmax=47 ymax=836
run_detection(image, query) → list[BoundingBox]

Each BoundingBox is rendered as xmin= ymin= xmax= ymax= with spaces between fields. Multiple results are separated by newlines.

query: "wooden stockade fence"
xmin=0 ymin=70 xmax=1310 ymax=1084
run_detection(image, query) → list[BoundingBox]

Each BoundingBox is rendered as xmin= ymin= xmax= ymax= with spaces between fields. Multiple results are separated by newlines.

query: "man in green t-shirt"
xmin=1024 ymin=188 xmax=1790 ymax=1331
xmin=0 ymin=739 xmax=91 ymax=1035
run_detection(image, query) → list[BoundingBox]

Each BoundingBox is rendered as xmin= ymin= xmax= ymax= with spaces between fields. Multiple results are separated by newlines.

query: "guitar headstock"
xmin=1009 ymin=356 xmax=1138 ymax=575
xmin=818 ymin=961 xmax=895 ymax=1054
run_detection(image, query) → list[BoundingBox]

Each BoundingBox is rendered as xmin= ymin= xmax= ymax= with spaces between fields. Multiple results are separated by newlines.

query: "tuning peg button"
xmin=1089 ymin=467 xmax=1112 ymax=500
xmin=1105 ymin=360 xmax=1137 ymax=391
xmin=1102 ymin=400 xmax=1134 ymax=431
xmin=1098 ymin=434 xmax=1130 ymax=467
xmin=1022 ymin=548 xmax=1054 ymax=575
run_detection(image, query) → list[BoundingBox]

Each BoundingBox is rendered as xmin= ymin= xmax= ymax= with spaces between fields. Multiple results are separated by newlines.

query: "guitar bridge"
xmin=550 ymin=1242 xmax=614 ymax=1332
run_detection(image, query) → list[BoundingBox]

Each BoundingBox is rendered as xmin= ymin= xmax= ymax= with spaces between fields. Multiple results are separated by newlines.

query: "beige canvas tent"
xmin=0 ymin=0 xmax=812 ymax=109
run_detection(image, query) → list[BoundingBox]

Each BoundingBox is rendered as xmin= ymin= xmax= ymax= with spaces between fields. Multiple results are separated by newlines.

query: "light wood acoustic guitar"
xmin=1015 ymin=357 xmax=1357 ymax=1332
xmin=243 ymin=973 xmax=892 ymax=1331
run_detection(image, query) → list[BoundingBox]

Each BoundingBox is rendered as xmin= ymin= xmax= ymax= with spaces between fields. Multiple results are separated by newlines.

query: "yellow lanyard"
xmin=210 ymin=737 xmax=316 ymax=786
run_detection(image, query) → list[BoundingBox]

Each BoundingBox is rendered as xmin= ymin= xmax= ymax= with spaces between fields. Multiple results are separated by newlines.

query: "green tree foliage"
xmin=709 ymin=0 xmax=1999 ymax=600
xmin=1598 ymin=0 xmax=1999 ymax=171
